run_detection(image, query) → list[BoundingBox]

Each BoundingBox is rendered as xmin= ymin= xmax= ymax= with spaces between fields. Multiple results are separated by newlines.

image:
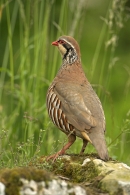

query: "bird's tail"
xmin=89 ymin=130 xmax=109 ymax=161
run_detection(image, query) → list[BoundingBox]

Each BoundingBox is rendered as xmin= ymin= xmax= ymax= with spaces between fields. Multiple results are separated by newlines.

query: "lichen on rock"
xmin=0 ymin=154 xmax=130 ymax=195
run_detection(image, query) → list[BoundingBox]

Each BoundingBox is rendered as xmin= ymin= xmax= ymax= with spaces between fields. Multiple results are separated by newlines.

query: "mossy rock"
xmin=1 ymin=154 xmax=130 ymax=195
xmin=0 ymin=167 xmax=52 ymax=195
xmin=36 ymin=154 xmax=100 ymax=182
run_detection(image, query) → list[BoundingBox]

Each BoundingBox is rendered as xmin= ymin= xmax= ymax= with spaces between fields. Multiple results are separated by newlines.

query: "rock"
xmin=43 ymin=155 xmax=130 ymax=195
xmin=92 ymin=159 xmax=130 ymax=195
xmin=0 ymin=155 xmax=130 ymax=195
xmin=0 ymin=166 xmax=86 ymax=195
xmin=20 ymin=178 xmax=86 ymax=195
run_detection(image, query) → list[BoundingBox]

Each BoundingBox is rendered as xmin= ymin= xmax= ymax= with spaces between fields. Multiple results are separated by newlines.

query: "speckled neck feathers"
xmin=62 ymin=46 xmax=78 ymax=65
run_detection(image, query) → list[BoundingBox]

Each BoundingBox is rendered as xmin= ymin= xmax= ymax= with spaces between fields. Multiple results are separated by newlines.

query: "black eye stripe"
xmin=64 ymin=44 xmax=71 ymax=50
xmin=58 ymin=40 xmax=73 ymax=49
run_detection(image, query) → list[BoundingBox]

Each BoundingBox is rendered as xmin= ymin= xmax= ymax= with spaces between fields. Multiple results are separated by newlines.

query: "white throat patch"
xmin=58 ymin=44 xmax=67 ymax=57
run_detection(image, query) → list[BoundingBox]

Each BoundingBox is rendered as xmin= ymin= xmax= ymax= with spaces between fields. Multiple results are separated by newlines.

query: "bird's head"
xmin=52 ymin=36 xmax=81 ymax=65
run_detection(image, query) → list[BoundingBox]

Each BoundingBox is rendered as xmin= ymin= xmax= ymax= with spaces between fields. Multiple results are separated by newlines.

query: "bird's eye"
xmin=58 ymin=40 xmax=65 ymax=44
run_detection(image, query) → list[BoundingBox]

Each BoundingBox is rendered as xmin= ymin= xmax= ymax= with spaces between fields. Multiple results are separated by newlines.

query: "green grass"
xmin=0 ymin=0 xmax=130 ymax=167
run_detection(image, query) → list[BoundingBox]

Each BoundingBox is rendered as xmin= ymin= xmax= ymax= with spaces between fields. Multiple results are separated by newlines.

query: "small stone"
xmin=73 ymin=186 xmax=86 ymax=195
xmin=0 ymin=182 xmax=5 ymax=195
xmin=121 ymin=163 xmax=130 ymax=170
xmin=82 ymin=158 xmax=91 ymax=166
xmin=20 ymin=179 xmax=37 ymax=195
xmin=118 ymin=181 xmax=130 ymax=194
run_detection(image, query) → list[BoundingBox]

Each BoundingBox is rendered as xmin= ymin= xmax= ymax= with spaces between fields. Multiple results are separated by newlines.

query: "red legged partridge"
xmin=46 ymin=35 xmax=109 ymax=161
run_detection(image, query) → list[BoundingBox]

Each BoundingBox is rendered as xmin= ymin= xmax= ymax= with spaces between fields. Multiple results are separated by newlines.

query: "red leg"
xmin=80 ymin=139 xmax=88 ymax=155
xmin=47 ymin=134 xmax=76 ymax=161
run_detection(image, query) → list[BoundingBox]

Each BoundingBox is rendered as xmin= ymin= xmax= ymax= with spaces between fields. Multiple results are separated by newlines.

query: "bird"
xmin=46 ymin=35 xmax=109 ymax=161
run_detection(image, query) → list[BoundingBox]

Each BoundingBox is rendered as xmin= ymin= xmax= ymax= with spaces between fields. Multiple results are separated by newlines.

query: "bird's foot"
xmin=46 ymin=137 xmax=76 ymax=162
xmin=46 ymin=149 xmax=65 ymax=162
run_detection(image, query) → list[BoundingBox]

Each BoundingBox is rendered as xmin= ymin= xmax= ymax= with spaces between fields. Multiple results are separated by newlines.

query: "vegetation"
xmin=0 ymin=0 xmax=130 ymax=167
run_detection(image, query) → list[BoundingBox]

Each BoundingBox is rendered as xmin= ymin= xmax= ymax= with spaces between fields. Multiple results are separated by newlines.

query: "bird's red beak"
xmin=52 ymin=41 xmax=59 ymax=46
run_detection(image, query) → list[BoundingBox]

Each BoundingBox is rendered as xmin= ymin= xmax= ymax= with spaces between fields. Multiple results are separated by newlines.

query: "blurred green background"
xmin=0 ymin=0 xmax=130 ymax=167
